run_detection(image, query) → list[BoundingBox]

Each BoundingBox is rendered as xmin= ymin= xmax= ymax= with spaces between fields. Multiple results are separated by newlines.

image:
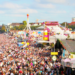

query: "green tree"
xmin=23 ymin=21 xmax=27 ymax=25
xmin=51 ymin=43 xmax=54 ymax=48
xmin=30 ymin=25 xmax=41 ymax=30
xmin=30 ymin=26 xmax=36 ymax=30
xmin=68 ymin=25 xmax=75 ymax=30
xmin=61 ymin=22 xmax=69 ymax=28
xmin=11 ymin=21 xmax=27 ymax=30
xmin=68 ymin=34 xmax=70 ymax=38
xmin=1 ymin=25 xmax=6 ymax=33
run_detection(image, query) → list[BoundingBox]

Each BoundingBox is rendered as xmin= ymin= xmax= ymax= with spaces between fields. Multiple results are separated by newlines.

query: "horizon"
xmin=0 ymin=0 xmax=75 ymax=25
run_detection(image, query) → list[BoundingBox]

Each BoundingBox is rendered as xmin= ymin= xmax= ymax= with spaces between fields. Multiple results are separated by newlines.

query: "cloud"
xmin=49 ymin=10 xmax=66 ymax=14
xmin=36 ymin=3 xmax=55 ymax=8
xmin=14 ymin=8 xmax=38 ymax=13
xmin=35 ymin=0 xmax=68 ymax=4
xmin=35 ymin=0 xmax=40 ymax=2
xmin=0 ymin=20 xmax=5 ymax=22
xmin=46 ymin=0 xmax=66 ymax=3
xmin=0 ymin=10 xmax=5 ymax=14
xmin=0 ymin=2 xmax=22 ymax=9
xmin=5 ymin=14 xmax=25 ymax=17
xmin=70 ymin=12 xmax=75 ymax=17
xmin=0 ymin=2 xmax=38 ymax=14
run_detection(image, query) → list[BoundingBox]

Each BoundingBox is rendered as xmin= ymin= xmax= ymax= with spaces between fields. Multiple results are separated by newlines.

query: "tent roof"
xmin=61 ymin=40 xmax=75 ymax=52
xmin=36 ymin=26 xmax=45 ymax=30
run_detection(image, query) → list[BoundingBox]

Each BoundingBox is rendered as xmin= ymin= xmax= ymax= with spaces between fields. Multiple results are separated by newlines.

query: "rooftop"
xmin=61 ymin=40 xmax=75 ymax=52
xmin=45 ymin=21 xmax=59 ymax=26
xmin=68 ymin=22 xmax=75 ymax=25
xmin=36 ymin=25 xmax=45 ymax=30
xmin=11 ymin=23 xmax=22 ymax=26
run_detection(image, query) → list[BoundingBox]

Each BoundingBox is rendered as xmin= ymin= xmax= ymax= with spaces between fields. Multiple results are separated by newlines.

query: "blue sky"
xmin=0 ymin=0 xmax=75 ymax=25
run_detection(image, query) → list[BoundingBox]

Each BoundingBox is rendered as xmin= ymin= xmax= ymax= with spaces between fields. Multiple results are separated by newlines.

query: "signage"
xmin=51 ymin=52 xmax=58 ymax=55
xmin=52 ymin=56 xmax=57 ymax=61
xmin=63 ymin=49 xmax=65 ymax=57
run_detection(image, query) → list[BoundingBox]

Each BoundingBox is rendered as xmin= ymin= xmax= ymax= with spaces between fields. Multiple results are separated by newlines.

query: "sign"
xmin=51 ymin=52 xmax=58 ymax=55
xmin=52 ymin=56 xmax=57 ymax=61
xmin=62 ymin=49 xmax=69 ymax=58
xmin=63 ymin=49 xmax=65 ymax=57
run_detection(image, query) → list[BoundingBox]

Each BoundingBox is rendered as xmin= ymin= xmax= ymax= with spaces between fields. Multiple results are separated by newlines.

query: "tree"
xmin=1 ymin=25 xmax=6 ymax=33
xmin=68 ymin=34 xmax=70 ymax=38
xmin=51 ymin=43 xmax=54 ymax=48
xmin=30 ymin=25 xmax=41 ymax=30
xmin=23 ymin=21 xmax=27 ymax=26
xmin=68 ymin=25 xmax=75 ymax=30
xmin=61 ymin=22 xmax=69 ymax=28
xmin=7 ymin=20 xmax=27 ymax=30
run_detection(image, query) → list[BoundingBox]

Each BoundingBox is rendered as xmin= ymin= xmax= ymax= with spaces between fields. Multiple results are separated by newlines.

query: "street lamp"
xmin=54 ymin=36 xmax=57 ymax=52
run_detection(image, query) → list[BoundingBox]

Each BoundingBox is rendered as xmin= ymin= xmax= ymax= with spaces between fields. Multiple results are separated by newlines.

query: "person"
xmin=66 ymin=67 xmax=71 ymax=75
xmin=72 ymin=69 xmax=75 ymax=75
xmin=0 ymin=33 xmax=64 ymax=75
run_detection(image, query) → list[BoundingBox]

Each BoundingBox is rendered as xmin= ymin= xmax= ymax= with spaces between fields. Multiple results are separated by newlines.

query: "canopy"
xmin=61 ymin=58 xmax=71 ymax=67
xmin=61 ymin=58 xmax=75 ymax=68
xmin=64 ymin=58 xmax=71 ymax=62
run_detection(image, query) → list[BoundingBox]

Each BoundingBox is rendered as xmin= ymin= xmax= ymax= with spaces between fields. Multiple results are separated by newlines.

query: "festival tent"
xmin=37 ymin=41 xmax=50 ymax=43
xmin=61 ymin=58 xmax=71 ymax=67
xmin=69 ymin=58 xmax=75 ymax=68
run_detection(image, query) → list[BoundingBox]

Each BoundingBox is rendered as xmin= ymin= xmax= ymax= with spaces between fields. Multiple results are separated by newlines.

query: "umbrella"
xmin=38 ymin=31 xmax=41 ymax=34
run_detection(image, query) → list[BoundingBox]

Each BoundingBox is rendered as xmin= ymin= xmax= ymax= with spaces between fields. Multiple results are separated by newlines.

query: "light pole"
xmin=65 ymin=22 xmax=66 ymax=28
xmin=54 ymin=36 xmax=57 ymax=52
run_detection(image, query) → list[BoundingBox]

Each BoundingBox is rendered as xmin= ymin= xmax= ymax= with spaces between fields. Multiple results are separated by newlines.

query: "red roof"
xmin=68 ymin=22 xmax=75 ymax=25
xmin=45 ymin=21 xmax=59 ymax=26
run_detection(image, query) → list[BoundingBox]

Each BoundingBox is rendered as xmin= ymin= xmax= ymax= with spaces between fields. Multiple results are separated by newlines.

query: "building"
xmin=10 ymin=23 xmax=23 ymax=28
xmin=0 ymin=26 xmax=2 ymax=29
xmin=61 ymin=39 xmax=75 ymax=52
xmin=68 ymin=18 xmax=75 ymax=25
xmin=72 ymin=17 xmax=75 ymax=22
xmin=45 ymin=21 xmax=63 ymax=34
xmin=68 ymin=22 xmax=75 ymax=25
xmin=45 ymin=21 xmax=59 ymax=26
xmin=36 ymin=25 xmax=45 ymax=30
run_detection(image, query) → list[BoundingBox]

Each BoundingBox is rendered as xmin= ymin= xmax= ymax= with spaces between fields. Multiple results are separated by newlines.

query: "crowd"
xmin=0 ymin=33 xmax=70 ymax=75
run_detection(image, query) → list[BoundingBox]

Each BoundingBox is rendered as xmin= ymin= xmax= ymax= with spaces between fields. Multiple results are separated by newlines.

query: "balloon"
xmin=27 ymin=42 xmax=29 ymax=45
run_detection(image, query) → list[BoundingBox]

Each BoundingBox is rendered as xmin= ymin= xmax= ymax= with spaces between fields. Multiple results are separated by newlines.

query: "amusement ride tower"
xmin=25 ymin=14 xmax=31 ymax=30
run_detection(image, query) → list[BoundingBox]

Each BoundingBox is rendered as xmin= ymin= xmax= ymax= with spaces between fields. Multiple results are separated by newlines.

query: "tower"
xmin=72 ymin=17 xmax=75 ymax=22
xmin=25 ymin=14 xmax=31 ymax=30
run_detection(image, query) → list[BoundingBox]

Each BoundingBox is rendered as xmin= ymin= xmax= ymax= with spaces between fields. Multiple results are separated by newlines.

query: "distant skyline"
xmin=0 ymin=0 xmax=75 ymax=25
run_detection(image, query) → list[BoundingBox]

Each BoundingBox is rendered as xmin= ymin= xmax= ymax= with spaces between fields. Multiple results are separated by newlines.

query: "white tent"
xmin=69 ymin=58 xmax=75 ymax=68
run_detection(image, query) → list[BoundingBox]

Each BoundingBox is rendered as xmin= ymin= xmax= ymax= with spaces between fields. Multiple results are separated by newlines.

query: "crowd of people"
xmin=0 ymin=33 xmax=72 ymax=75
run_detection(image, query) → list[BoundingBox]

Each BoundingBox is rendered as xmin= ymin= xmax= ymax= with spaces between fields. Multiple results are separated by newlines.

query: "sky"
xmin=0 ymin=0 xmax=75 ymax=25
